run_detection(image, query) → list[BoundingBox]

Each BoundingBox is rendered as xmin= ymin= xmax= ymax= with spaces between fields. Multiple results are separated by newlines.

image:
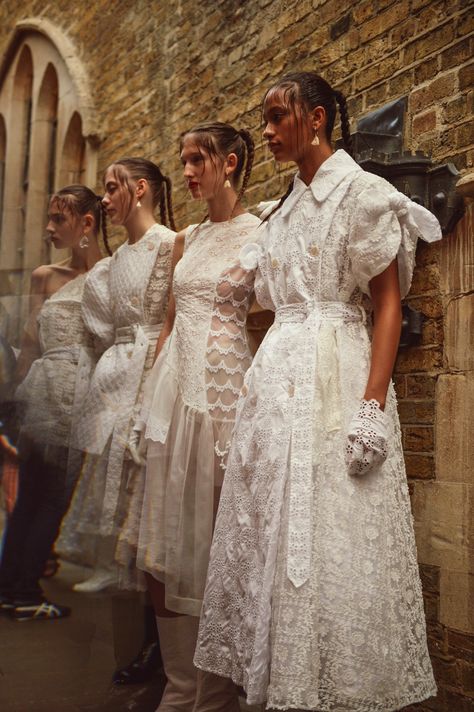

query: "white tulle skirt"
xmin=136 ymin=346 xmax=232 ymax=616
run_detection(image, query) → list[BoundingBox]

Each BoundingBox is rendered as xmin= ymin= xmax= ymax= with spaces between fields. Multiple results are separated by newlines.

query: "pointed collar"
xmin=279 ymin=149 xmax=361 ymax=218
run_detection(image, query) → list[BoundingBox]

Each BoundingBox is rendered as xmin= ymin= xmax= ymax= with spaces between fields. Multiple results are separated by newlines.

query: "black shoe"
xmin=11 ymin=599 xmax=71 ymax=621
xmin=112 ymin=641 xmax=162 ymax=685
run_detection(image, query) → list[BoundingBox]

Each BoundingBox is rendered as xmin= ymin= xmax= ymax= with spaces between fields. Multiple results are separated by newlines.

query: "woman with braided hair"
xmin=59 ymin=158 xmax=176 ymax=594
xmin=0 ymin=185 xmax=107 ymax=620
xmin=134 ymin=122 xmax=259 ymax=709
xmin=195 ymin=73 xmax=439 ymax=709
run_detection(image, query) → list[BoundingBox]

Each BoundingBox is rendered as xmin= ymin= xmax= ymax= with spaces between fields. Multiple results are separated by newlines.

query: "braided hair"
xmin=108 ymin=157 xmax=176 ymax=231
xmin=263 ymin=72 xmax=354 ymax=220
xmin=52 ymin=185 xmax=111 ymax=255
xmin=180 ymin=121 xmax=255 ymax=216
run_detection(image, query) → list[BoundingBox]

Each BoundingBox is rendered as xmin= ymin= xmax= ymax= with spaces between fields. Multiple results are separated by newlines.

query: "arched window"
xmin=26 ymin=62 xmax=58 ymax=266
xmin=0 ymin=21 xmax=101 ymax=343
xmin=60 ymin=111 xmax=86 ymax=186
xmin=2 ymin=44 xmax=33 ymax=271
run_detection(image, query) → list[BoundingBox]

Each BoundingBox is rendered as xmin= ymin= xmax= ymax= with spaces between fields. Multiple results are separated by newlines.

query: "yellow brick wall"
xmin=0 ymin=1 xmax=472 ymax=709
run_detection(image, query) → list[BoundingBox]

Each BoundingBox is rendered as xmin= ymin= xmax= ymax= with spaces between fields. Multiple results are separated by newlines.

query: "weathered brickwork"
xmin=0 ymin=1 xmax=472 ymax=708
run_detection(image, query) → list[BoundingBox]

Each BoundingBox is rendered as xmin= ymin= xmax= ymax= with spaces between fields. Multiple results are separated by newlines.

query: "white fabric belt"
xmin=114 ymin=323 xmax=160 ymax=345
xmin=274 ymin=301 xmax=366 ymax=588
xmin=275 ymin=300 xmax=365 ymax=325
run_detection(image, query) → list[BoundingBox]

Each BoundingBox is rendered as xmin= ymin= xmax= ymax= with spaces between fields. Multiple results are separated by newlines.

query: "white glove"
xmin=128 ymin=427 xmax=147 ymax=467
xmin=345 ymin=399 xmax=389 ymax=477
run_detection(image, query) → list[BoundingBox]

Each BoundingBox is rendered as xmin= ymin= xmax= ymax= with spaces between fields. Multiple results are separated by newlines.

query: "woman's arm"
xmin=363 ymin=259 xmax=402 ymax=409
xmin=152 ymin=230 xmax=185 ymax=364
xmin=15 ymin=267 xmax=50 ymax=383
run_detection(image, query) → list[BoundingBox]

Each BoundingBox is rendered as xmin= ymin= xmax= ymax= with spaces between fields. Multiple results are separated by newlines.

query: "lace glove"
xmin=128 ymin=427 xmax=147 ymax=467
xmin=345 ymin=399 xmax=389 ymax=477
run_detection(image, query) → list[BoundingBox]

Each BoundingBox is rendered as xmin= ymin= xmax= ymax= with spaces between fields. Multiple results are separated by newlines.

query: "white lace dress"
xmin=15 ymin=273 xmax=93 ymax=475
xmin=137 ymin=213 xmax=261 ymax=614
xmin=194 ymin=151 xmax=440 ymax=710
xmin=59 ymin=224 xmax=175 ymax=565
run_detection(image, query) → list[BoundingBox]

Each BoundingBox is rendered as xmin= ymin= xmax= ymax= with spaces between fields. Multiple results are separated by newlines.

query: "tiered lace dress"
xmin=137 ymin=212 xmax=261 ymax=614
xmin=194 ymin=151 xmax=439 ymax=710
xmin=59 ymin=224 xmax=175 ymax=568
xmin=16 ymin=273 xmax=93 ymax=476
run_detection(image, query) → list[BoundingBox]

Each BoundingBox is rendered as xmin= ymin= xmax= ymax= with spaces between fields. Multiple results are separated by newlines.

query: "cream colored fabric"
xmin=137 ymin=213 xmax=261 ymax=615
xmin=195 ymin=151 xmax=439 ymax=710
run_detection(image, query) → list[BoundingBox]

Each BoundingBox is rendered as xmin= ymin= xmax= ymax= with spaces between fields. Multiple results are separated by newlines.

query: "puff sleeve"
xmin=348 ymin=185 xmax=441 ymax=298
xmin=81 ymin=256 xmax=114 ymax=354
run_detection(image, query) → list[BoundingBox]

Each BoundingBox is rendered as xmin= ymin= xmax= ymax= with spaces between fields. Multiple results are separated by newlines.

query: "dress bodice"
xmin=171 ymin=213 xmax=261 ymax=412
xmin=255 ymin=150 xmax=439 ymax=314
xmin=38 ymin=273 xmax=91 ymax=353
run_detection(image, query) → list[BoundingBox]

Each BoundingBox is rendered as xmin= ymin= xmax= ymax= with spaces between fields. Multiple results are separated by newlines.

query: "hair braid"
xmin=236 ymin=129 xmax=255 ymax=202
xmin=262 ymin=178 xmax=295 ymax=222
xmin=164 ymin=176 xmax=176 ymax=231
xmin=333 ymin=90 xmax=354 ymax=158
xmin=159 ymin=188 xmax=167 ymax=227
xmin=97 ymin=196 xmax=112 ymax=255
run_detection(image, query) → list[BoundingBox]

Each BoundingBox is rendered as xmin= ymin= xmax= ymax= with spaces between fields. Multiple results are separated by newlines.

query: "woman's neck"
xmin=297 ymin=144 xmax=334 ymax=186
xmin=69 ymin=237 xmax=102 ymax=272
xmin=207 ymin=187 xmax=245 ymax=223
xmin=124 ymin=212 xmax=156 ymax=244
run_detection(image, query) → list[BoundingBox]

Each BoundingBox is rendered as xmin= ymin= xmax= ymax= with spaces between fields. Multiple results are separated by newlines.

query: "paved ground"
xmin=0 ymin=559 xmax=166 ymax=711
xmin=0 ymin=559 xmax=259 ymax=711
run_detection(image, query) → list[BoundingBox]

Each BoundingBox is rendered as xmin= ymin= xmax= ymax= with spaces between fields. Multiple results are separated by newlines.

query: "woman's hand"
xmin=345 ymin=398 xmax=389 ymax=477
xmin=128 ymin=427 xmax=147 ymax=466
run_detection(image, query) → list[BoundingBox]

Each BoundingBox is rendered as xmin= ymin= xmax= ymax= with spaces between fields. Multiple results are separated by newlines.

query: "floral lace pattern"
xmin=205 ymin=262 xmax=255 ymax=470
xmin=195 ymin=151 xmax=437 ymax=710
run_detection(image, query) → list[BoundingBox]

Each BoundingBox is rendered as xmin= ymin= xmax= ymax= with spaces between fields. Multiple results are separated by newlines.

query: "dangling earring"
xmin=311 ymin=130 xmax=320 ymax=146
xmin=224 ymin=173 xmax=231 ymax=189
xmin=137 ymin=199 xmax=142 ymax=208
xmin=79 ymin=234 xmax=89 ymax=249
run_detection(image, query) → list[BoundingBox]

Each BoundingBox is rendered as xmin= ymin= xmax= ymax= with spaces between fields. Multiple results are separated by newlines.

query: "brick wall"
xmin=0 ymin=0 xmax=472 ymax=708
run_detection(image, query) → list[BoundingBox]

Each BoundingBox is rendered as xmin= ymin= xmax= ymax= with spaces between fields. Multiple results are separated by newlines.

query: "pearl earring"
xmin=79 ymin=234 xmax=89 ymax=249
xmin=137 ymin=199 xmax=142 ymax=208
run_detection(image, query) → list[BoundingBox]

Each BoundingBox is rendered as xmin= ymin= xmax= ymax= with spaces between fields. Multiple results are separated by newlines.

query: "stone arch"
xmin=0 ymin=17 xmax=100 ymax=140
xmin=0 ymin=21 xmax=100 ymax=343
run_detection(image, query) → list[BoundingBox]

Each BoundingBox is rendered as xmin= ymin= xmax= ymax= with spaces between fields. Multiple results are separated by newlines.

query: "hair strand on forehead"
xmin=107 ymin=157 xmax=175 ymax=230
xmin=181 ymin=121 xmax=254 ymax=198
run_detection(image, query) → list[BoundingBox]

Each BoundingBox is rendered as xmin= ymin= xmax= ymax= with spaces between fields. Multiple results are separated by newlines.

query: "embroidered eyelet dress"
xmin=15 ymin=273 xmax=93 ymax=473
xmin=194 ymin=151 xmax=440 ymax=711
xmin=58 ymin=224 xmax=175 ymax=570
xmin=136 ymin=212 xmax=261 ymax=614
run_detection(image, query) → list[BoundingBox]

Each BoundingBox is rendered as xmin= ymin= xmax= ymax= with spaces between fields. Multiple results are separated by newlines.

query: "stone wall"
xmin=0 ymin=0 xmax=472 ymax=708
